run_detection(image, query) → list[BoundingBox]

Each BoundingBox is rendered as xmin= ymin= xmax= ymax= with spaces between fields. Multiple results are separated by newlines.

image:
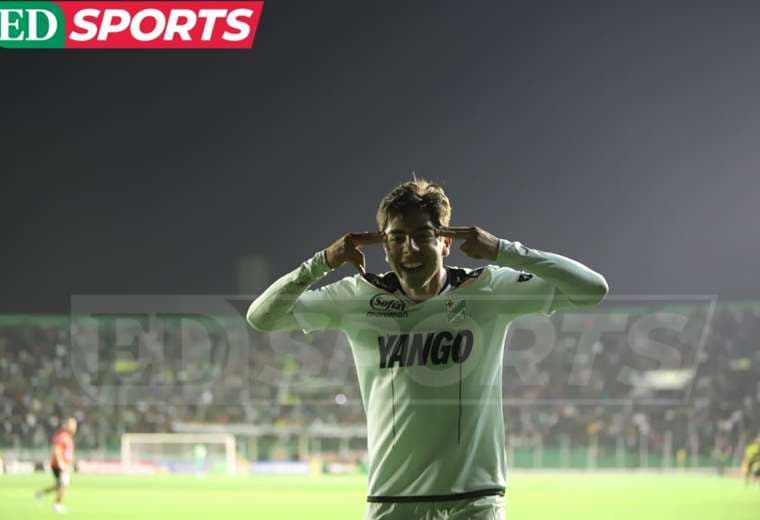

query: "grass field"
xmin=2 ymin=472 xmax=758 ymax=519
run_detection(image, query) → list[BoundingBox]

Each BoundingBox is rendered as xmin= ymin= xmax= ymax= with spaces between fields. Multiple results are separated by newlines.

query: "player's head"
xmin=64 ymin=417 xmax=77 ymax=434
xmin=376 ymin=176 xmax=453 ymax=288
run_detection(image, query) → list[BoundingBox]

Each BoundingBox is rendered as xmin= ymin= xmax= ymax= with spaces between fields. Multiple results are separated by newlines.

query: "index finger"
xmin=437 ymin=226 xmax=477 ymax=239
xmin=348 ymin=231 xmax=385 ymax=246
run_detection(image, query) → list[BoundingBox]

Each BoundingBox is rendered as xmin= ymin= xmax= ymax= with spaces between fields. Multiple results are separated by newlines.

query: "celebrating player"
xmin=247 ymin=177 xmax=608 ymax=519
xmin=36 ymin=417 xmax=77 ymax=514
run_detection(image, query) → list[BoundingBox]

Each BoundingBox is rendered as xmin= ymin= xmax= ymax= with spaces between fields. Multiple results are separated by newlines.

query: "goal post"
xmin=121 ymin=433 xmax=237 ymax=475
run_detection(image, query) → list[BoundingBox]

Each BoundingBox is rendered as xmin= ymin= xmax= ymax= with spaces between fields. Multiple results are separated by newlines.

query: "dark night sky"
xmin=2 ymin=0 xmax=759 ymax=312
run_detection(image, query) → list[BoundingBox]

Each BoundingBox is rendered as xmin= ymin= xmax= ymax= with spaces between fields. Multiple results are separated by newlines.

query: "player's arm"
xmin=439 ymin=226 xmax=608 ymax=310
xmin=493 ymin=238 xmax=608 ymax=310
xmin=246 ymin=232 xmax=382 ymax=332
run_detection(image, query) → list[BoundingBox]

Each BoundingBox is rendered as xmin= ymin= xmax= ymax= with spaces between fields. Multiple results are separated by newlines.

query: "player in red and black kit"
xmin=36 ymin=417 xmax=77 ymax=514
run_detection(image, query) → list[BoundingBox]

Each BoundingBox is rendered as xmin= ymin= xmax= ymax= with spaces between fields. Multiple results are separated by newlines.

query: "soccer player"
xmin=247 ymin=178 xmax=608 ymax=519
xmin=743 ymin=434 xmax=760 ymax=486
xmin=36 ymin=417 xmax=77 ymax=514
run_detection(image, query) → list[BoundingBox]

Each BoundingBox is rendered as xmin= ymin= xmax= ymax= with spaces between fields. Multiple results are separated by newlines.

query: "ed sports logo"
xmin=0 ymin=1 xmax=264 ymax=49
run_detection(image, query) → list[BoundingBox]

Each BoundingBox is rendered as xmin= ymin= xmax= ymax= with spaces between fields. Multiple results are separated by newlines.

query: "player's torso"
xmin=346 ymin=265 xmax=507 ymax=372
xmin=51 ymin=430 xmax=74 ymax=465
xmin=340 ymin=266 xmax=511 ymax=495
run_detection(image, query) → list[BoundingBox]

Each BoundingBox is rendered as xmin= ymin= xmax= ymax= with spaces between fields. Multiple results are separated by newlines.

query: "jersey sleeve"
xmin=489 ymin=266 xmax=558 ymax=316
xmin=246 ymin=249 xmax=358 ymax=334
xmin=291 ymin=276 xmax=358 ymax=334
xmin=491 ymin=238 xmax=608 ymax=312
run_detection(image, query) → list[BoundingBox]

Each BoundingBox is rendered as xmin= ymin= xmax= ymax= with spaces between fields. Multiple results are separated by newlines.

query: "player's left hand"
xmin=438 ymin=226 xmax=500 ymax=261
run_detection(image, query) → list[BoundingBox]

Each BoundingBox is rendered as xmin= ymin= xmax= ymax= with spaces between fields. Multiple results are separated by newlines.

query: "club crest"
xmin=446 ymin=298 xmax=467 ymax=323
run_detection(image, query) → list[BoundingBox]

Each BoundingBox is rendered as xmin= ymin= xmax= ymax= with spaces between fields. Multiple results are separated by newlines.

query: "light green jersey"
xmin=248 ymin=239 xmax=607 ymax=502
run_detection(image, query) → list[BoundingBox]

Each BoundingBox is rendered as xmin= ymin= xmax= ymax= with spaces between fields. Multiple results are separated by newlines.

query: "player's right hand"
xmin=325 ymin=232 xmax=384 ymax=274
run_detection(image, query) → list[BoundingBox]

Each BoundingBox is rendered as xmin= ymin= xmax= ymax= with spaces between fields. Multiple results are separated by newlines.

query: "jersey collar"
xmin=361 ymin=265 xmax=486 ymax=300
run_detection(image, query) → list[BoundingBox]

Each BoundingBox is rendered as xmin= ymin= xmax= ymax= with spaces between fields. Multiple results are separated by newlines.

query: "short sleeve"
xmin=489 ymin=266 xmax=558 ymax=316
xmin=292 ymin=275 xmax=357 ymax=334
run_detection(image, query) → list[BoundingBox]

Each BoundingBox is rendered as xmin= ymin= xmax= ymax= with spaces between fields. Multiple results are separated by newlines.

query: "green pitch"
xmin=2 ymin=472 xmax=758 ymax=519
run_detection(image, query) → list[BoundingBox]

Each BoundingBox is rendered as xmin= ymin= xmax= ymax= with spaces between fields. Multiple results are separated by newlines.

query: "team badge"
xmin=446 ymin=298 xmax=467 ymax=323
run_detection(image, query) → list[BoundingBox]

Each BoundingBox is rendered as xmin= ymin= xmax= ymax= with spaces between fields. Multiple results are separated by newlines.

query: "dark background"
xmin=2 ymin=0 xmax=759 ymax=312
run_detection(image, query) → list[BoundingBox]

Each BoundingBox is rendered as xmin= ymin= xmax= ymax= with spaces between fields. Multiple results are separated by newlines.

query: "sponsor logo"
xmin=0 ymin=1 xmax=263 ymax=49
xmin=368 ymin=294 xmax=407 ymax=318
xmin=517 ymin=272 xmax=533 ymax=283
xmin=378 ymin=330 xmax=474 ymax=369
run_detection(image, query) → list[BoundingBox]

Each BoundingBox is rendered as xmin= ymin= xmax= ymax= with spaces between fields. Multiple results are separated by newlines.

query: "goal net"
xmin=121 ymin=433 xmax=237 ymax=475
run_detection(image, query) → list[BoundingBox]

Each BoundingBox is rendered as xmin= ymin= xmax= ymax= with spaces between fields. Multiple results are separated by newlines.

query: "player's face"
xmin=383 ymin=209 xmax=452 ymax=291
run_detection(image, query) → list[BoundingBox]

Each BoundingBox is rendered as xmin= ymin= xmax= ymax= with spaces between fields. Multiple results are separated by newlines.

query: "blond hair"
xmin=376 ymin=175 xmax=451 ymax=232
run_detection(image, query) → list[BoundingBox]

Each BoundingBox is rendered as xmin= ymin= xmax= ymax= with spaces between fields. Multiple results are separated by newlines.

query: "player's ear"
xmin=441 ymin=236 xmax=453 ymax=257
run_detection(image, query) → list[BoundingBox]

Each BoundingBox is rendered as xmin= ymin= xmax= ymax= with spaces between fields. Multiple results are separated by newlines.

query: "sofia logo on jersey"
xmin=0 ymin=1 xmax=263 ymax=49
xmin=370 ymin=294 xmax=407 ymax=313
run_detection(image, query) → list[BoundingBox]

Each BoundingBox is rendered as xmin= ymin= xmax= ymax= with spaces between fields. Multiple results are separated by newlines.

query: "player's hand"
xmin=325 ymin=232 xmax=384 ymax=274
xmin=438 ymin=226 xmax=500 ymax=261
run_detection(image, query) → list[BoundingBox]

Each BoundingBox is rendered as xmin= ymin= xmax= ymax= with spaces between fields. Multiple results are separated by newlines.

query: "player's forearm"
xmin=246 ymin=249 xmax=334 ymax=331
xmin=496 ymin=239 xmax=608 ymax=306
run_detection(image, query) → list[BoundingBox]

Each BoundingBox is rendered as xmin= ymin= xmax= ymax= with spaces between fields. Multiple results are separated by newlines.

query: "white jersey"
xmin=247 ymin=238 xmax=607 ymax=503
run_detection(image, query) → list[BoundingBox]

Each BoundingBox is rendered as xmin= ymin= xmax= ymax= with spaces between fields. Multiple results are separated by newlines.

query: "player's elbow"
xmin=570 ymin=275 xmax=609 ymax=307
xmin=586 ymin=275 xmax=609 ymax=305
xmin=246 ymin=301 xmax=274 ymax=332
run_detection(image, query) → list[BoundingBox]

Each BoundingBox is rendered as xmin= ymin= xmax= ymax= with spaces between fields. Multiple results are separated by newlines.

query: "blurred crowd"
xmin=1 ymin=303 xmax=758 ymax=462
